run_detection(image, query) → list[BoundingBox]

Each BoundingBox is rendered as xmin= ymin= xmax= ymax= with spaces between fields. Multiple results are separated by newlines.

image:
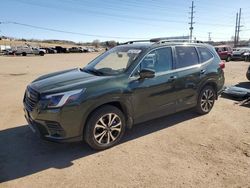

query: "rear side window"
xmin=197 ymin=47 xmax=214 ymax=63
xmin=176 ymin=46 xmax=199 ymax=68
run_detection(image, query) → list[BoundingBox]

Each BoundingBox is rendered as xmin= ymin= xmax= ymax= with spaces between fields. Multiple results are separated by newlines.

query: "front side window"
xmin=84 ymin=47 xmax=142 ymax=75
xmin=176 ymin=46 xmax=199 ymax=68
xmin=197 ymin=47 xmax=214 ymax=63
xmin=139 ymin=47 xmax=173 ymax=73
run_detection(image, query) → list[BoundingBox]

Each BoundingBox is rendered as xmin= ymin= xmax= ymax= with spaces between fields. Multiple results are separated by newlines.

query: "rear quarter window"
xmin=175 ymin=46 xmax=199 ymax=68
xmin=197 ymin=47 xmax=214 ymax=63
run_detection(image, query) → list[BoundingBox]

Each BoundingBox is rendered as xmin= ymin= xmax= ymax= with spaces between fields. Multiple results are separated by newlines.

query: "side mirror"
xmin=139 ymin=69 xmax=155 ymax=79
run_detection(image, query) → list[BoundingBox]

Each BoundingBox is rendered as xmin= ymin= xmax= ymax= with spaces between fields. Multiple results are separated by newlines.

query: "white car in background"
xmin=13 ymin=45 xmax=46 ymax=56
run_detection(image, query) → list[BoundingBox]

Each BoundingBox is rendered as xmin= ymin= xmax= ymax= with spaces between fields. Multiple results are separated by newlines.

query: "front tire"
xmin=196 ymin=86 xmax=216 ymax=115
xmin=84 ymin=105 xmax=126 ymax=150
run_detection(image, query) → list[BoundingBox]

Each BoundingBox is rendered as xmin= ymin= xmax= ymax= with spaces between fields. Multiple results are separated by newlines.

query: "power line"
xmin=0 ymin=21 xmax=146 ymax=40
xmin=10 ymin=0 xmax=234 ymax=28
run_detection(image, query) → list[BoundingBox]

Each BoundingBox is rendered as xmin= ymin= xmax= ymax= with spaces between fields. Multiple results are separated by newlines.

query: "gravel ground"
xmin=0 ymin=53 xmax=249 ymax=188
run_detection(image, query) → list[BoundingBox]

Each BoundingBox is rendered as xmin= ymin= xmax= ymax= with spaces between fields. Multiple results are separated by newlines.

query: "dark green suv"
xmin=23 ymin=39 xmax=225 ymax=150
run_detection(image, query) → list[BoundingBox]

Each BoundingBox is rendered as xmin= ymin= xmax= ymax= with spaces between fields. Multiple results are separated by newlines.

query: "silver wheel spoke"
xmin=111 ymin=127 xmax=121 ymax=132
xmin=110 ymin=122 xmax=121 ymax=128
xmin=109 ymin=131 xmax=115 ymax=141
xmin=98 ymin=132 xmax=106 ymax=144
xmin=208 ymin=100 xmax=213 ymax=106
xmin=95 ymin=131 xmax=106 ymax=143
xmin=107 ymin=131 xmax=110 ymax=144
xmin=108 ymin=114 xmax=112 ymax=126
xmin=204 ymin=91 xmax=208 ymax=98
xmin=208 ymin=91 xmax=213 ymax=99
xmin=110 ymin=114 xmax=118 ymax=126
xmin=99 ymin=117 xmax=107 ymax=127
xmin=95 ymin=123 xmax=106 ymax=129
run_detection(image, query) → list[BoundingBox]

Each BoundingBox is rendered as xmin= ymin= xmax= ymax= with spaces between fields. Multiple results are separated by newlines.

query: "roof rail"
xmin=120 ymin=38 xmax=204 ymax=45
xmin=121 ymin=40 xmax=152 ymax=45
xmin=155 ymin=39 xmax=204 ymax=44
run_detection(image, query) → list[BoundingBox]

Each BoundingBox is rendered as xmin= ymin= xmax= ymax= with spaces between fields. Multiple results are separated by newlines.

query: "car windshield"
xmin=83 ymin=46 xmax=143 ymax=75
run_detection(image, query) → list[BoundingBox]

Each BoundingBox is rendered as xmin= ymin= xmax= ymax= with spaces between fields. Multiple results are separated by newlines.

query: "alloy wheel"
xmin=93 ymin=113 xmax=122 ymax=145
xmin=200 ymin=89 xmax=214 ymax=112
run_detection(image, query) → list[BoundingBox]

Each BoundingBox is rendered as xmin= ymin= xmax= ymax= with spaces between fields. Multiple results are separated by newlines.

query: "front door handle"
xmin=169 ymin=75 xmax=177 ymax=82
xmin=200 ymin=69 xmax=206 ymax=74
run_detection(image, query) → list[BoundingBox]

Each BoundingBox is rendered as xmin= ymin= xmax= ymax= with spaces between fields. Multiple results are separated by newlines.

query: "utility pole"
xmin=189 ymin=1 xmax=195 ymax=41
xmin=234 ymin=12 xmax=238 ymax=47
xmin=208 ymin=32 xmax=212 ymax=42
xmin=237 ymin=8 xmax=243 ymax=45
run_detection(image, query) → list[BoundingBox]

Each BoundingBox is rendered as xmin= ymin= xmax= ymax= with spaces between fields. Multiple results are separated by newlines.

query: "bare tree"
xmin=92 ymin=39 xmax=100 ymax=48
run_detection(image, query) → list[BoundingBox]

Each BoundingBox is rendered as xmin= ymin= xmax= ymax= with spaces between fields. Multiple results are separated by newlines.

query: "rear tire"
xmin=39 ymin=51 xmax=45 ymax=56
xmin=22 ymin=52 xmax=27 ymax=56
xmin=84 ymin=105 xmax=126 ymax=150
xmin=195 ymin=86 xmax=216 ymax=115
xmin=226 ymin=56 xmax=231 ymax=62
xmin=247 ymin=73 xmax=250 ymax=81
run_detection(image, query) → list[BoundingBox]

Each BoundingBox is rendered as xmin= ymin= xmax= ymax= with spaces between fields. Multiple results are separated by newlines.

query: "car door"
xmin=128 ymin=47 xmax=178 ymax=124
xmin=173 ymin=45 xmax=202 ymax=111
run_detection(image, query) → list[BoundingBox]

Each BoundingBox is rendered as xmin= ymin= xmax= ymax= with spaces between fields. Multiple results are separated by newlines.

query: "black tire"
xmin=226 ymin=56 xmax=231 ymax=62
xmin=22 ymin=52 xmax=27 ymax=56
xmin=39 ymin=51 xmax=45 ymax=56
xmin=247 ymin=73 xmax=250 ymax=81
xmin=84 ymin=105 xmax=126 ymax=150
xmin=195 ymin=86 xmax=216 ymax=115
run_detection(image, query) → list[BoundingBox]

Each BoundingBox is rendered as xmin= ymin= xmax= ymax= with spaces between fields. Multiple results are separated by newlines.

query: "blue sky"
xmin=0 ymin=0 xmax=250 ymax=42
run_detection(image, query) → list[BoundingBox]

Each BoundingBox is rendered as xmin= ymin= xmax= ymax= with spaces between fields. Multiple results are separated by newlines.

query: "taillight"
xmin=219 ymin=61 xmax=225 ymax=69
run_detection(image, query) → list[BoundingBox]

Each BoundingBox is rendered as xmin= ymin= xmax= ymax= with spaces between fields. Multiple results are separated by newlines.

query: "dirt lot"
xmin=0 ymin=53 xmax=249 ymax=187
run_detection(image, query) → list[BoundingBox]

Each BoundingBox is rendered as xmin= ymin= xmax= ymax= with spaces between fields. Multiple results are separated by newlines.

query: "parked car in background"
xmin=247 ymin=65 xmax=250 ymax=81
xmin=55 ymin=46 xmax=69 ymax=53
xmin=41 ymin=47 xmax=57 ymax=54
xmin=3 ymin=49 xmax=15 ymax=55
xmin=23 ymin=39 xmax=225 ymax=150
xmin=231 ymin=47 xmax=250 ymax=61
xmin=68 ymin=47 xmax=83 ymax=53
xmin=14 ymin=46 xmax=46 ymax=56
xmin=215 ymin=45 xmax=233 ymax=62
xmin=243 ymin=50 xmax=250 ymax=62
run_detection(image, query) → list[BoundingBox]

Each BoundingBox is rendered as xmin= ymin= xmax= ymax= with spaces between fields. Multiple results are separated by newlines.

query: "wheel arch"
xmin=81 ymin=99 xmax=133 ymax=135
xmin=198 ymin=80 xmax=218 ymax=99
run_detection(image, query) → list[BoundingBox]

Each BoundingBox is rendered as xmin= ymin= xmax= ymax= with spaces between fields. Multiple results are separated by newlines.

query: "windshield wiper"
xmin=82 ymin=68 xmax=104 ymax=76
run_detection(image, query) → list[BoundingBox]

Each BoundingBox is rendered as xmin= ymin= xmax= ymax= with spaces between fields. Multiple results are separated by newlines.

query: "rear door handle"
xmin=169 ymin=75 xmax=177 ymax=82
xmin=200 ymin=69 xmax=206 ymax=74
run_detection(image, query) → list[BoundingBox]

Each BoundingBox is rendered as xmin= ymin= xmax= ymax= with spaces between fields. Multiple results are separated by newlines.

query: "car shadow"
xmin=0 ymin=110 xmax=198 ymax=183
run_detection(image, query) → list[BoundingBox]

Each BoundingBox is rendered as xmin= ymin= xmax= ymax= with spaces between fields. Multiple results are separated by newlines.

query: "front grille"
xmin=24 ymin=86 xmax=39 ymax=112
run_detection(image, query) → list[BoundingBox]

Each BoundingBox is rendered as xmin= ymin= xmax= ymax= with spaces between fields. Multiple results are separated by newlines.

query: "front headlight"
xmin=43 ymin=89 xmax=85 ymax=108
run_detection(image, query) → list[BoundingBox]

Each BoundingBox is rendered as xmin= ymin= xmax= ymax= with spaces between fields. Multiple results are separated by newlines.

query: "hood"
xmin=30 ymin=68 xmax=108 ymax=94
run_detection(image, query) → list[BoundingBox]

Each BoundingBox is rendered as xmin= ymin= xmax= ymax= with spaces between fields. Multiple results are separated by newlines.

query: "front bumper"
xmin=23 ymin=104 xmax=84 ymax=143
